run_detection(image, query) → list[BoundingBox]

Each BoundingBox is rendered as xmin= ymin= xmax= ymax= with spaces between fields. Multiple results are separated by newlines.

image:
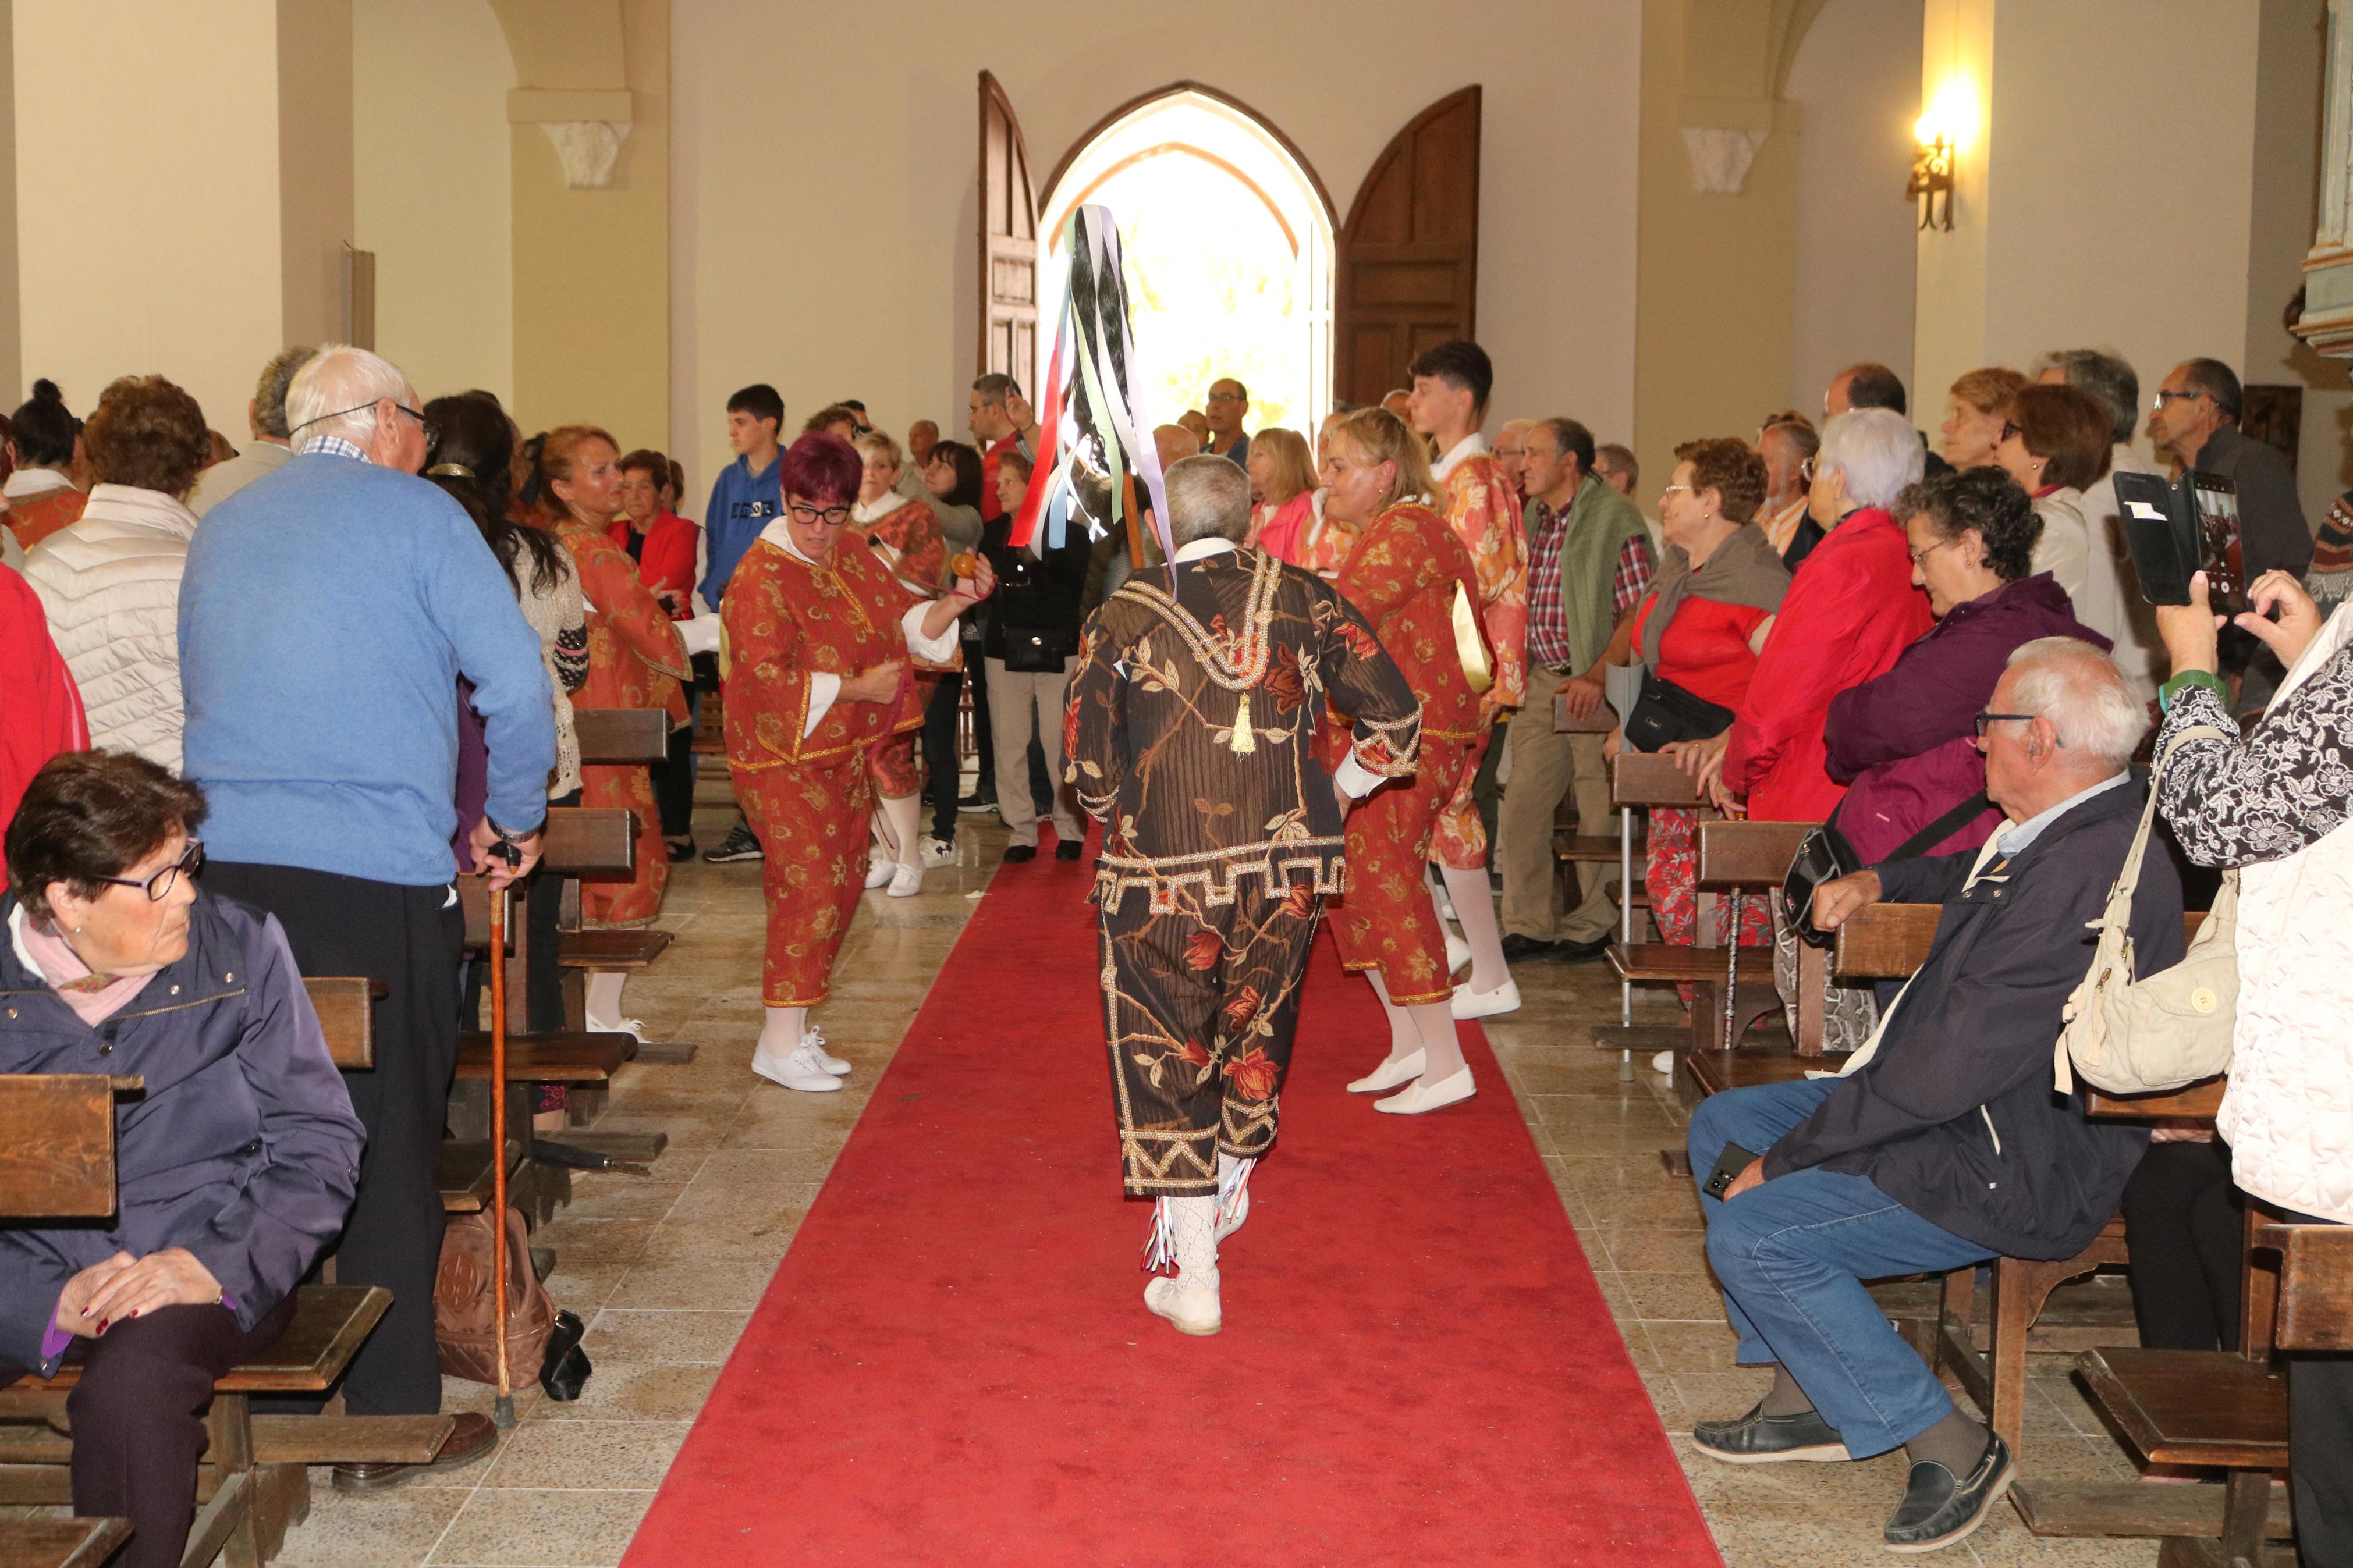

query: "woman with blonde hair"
xmin=524 ymin=425 xmax=698 ymax=1041
xmin=1940 ymin=367 xmax=2028 ymax=471
xmin=1244 ymin=428 xmax=1318 ymax=563
xmin=1316 ymin=408 xmax=1485 ymax=1114
xmin=850 ymin=428 xmax=954 ymax=894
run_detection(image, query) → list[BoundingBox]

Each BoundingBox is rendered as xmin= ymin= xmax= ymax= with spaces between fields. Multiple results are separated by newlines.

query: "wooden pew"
xmin=0 ymin=1075 xmax=138 ymax=1218
xmin=570 ymin=706 xmax=669 ymax=768
xmin=0 ymin=1518 xmax=133 ymax=1568
xmin=1595 ymin=753 xmax=1713 ymax=1064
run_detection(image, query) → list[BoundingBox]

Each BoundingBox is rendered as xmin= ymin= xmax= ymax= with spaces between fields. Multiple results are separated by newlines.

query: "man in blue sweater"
xmin=180 ymin=345 xmax=555 ymax=1486
xmin=698 ymin=382 xmax=785 ymax=863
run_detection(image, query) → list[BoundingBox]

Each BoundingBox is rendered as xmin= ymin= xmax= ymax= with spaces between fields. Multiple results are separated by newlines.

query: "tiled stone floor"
xmin=24 ymin=799 xmax=2167 ymax=1566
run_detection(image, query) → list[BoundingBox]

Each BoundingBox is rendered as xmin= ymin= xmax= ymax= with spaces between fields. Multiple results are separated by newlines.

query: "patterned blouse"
xmin=2155 ymin=654 xmax=2353 ymax=866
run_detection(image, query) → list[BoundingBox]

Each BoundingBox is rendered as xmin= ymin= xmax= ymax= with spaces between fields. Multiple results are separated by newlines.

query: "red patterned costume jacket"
xmin=853 ymin=496 xmax=955 ymax=799
xmin=1430 ymin=446 xmax=1529 ymax=869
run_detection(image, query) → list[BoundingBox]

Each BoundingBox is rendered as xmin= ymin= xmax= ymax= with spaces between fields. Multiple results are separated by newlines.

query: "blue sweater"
xmin=179 ymin=453 xmax=556 ymax=887
xmin=701 ymin=450 xmax=782 ymax=609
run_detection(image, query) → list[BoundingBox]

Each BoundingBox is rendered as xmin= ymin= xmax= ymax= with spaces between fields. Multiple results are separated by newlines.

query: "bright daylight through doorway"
xmin=1038 ymin=90 xmax=1332 ymax=435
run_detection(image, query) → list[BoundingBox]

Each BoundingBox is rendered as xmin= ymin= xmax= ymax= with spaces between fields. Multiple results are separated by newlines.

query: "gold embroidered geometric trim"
xmin=1092 ymin=841 xmax=1346 ymax=915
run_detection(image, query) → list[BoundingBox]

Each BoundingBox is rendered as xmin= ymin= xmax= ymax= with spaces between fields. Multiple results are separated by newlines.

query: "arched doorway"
xmin=1038 ymin=86 xmax=1335 ymax=436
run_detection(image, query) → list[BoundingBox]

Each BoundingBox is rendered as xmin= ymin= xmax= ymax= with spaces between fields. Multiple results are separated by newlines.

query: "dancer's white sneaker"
xmin=1347 ymin=1048 xmax=1425 ymax=1094
xmin=1450 ymin=978 xmax=1521 ymax=1021
xmin=802 ymin=1027 xmax=851 ymax=1075
xmin=1652 ymin=1050 xmax=1676 ymax=1075
xmin=752 ymin=1039 xmax=843 ymax=1092
xmin=1143 ymin=1275 xmax=1222 ymax=1335
xmin=864 ymin=858 xmax=896 ymax=890
xmin=1375 ymin=1066 xmax=1477 ymax=1115
xmin=587 ymin=1015 xmax=650 ymax=1043
xmin=888 ymin=862 xmax=924 ymax=898
xmin=1444 ymin=930 xmax=1472 ymax=974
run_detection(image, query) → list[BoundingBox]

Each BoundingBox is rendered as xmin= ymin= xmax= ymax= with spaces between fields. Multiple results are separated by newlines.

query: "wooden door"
xmin=978 ymin=71 xmax=1038 ymax=387
xmin=1334 ymin=87 xmax=1481 ymax=410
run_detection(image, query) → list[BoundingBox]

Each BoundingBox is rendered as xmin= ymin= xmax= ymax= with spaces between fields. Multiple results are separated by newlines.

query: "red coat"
xmin=1722 ymin=507 xmax=1931 ymax=823
xmin=1 ymin=563 xmax=87 ymax=827
xmin=607 ymin=511 xmax=701 ymax=616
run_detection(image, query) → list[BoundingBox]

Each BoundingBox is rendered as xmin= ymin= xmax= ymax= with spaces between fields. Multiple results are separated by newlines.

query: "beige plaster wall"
xmin=1784 ymin=0 xmax=1918 ymax=417
xmin=278 ymin=1 xmax=351 ymax=360
xmin=354 ymin=0 xmax=514 ymax=408
xmin=0 ymin=0 xmax=18 ymax=407
xmin=668 ymin=0 xmax=1640 ymax=512
xmin=13 ymin=0 xmax=291 ymax=435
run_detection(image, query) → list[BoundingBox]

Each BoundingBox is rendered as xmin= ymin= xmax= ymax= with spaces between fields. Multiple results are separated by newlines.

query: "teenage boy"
xmin=701 ymin=383 xmax=784 ymax=864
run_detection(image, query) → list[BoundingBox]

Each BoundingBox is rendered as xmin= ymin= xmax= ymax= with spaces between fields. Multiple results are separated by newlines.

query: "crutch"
xmin=486 ymin=870 xmax=518 ymax=1431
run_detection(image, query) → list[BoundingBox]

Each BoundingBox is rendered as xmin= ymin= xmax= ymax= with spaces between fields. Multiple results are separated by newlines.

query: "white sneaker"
xmin=752 ymin=1040 xmax=843 ymax=1092
xmin=1652 ymin=1050 xmax=1677 ymax=1075
xmin=1450 ymin=979 xmax=1521 ymax=1021
xmin=1375 ymin=1066 xmax=1477 ymax=1115
xmin=803 ymin=1027 xmax=851 ymax=1075
xmin=1444 ymin=930 xmax=1472 ymax=974
xmin=888 ymin=862 xmax=924 ymax=898
xmin=1143 ymin=1275 xmax=1222 ymax=1335
xmin=587 ymin=1016 xmax=650 ymax=1043
xmin=1346 ymin=1048 xmax=1425 ymax=1095
xmin=864 ymin=859 xmax=896 ymax=890
xmin=920 ymin=837 xmax=957 ymax=869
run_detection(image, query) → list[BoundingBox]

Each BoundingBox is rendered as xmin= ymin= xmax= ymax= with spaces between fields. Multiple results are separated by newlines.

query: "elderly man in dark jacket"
xmin=1685 ymin=637 xmax=2184 ymax=1555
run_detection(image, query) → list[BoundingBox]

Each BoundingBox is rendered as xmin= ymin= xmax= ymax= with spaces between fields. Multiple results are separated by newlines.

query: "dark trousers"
xmin=652 ymin=696 xmax=697 ymax=840
xmin=2120 ymin=1138 xmax=2244 ymax=1351
xmin=2283 ymin=1210 xmax=2353 ymax=1567
xmin=922 ymin=673 xmax=963 ymax=843
xmin=0 ymin=1296 xmax=297 ymax=1568
xmin=201 ymin=861 xmax=461 ymax=1416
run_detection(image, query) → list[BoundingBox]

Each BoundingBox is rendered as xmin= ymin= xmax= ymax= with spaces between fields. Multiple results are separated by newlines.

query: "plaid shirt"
xmin=1524 ymin=491 xmax=1655 ymax=671
xmin=297 ymin=433 xmax=367 ymax=461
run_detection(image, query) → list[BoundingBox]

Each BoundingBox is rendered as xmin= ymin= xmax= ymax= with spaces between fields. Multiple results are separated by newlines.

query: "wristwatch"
xmin=2158 ymin=669 xmax=2227 ymax=714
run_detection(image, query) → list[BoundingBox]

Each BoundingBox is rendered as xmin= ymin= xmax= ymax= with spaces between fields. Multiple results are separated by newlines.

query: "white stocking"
xmin=584 ymin=970 xmax=629 ymax=1032
xmin=1440 ymin=861 xmax=1510 ymax=995
xmin=1147 ymin=1194 xmax=1220 ymax=1292
xmin=1364 ymin=969 xmax=1422 ymax=1061
xmin=757 ymin=1004 xmax=807 ymax=1061
xmin=1410 ymin=997 xmax=1468 ymax=1084
xmin=879 ymin=792 xmax=922 ymax=869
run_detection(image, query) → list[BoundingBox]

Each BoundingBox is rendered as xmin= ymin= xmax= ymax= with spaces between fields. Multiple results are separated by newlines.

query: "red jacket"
xmin=607 ymin=511 xmax=701 ymax=616
xmin=1 ymin=563 xmax=87 ymax=827
xmin=1722 ymin=507 xmax=1931 ymax=823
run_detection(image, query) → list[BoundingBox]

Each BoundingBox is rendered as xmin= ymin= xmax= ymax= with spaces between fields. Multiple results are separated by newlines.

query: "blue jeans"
xmin=1689 ymin=1078 xmax=1995 ymax=1459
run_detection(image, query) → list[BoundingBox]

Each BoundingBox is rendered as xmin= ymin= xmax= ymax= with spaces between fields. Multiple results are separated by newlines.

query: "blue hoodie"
xmin=702 ymin=450 xmax=783 ymax=608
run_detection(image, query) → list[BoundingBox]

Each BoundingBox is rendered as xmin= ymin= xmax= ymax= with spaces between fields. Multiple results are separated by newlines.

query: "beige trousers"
xmin=985 ymin=656 xmax=1083 ymax=848
xmin=1498 ymin=663 xmax=1619 ymax=943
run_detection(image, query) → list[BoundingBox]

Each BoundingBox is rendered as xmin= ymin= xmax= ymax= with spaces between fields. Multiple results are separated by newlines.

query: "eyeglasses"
xmin=2153 ymin=390 xmax=2205 ymax=410
xmin=1205 ymin=391 xmax=1244 ymax=404
xmin=88 ymin=840 xmax=204 ymax=902
xmin=1907 ymin=536 xmax=1962 ymax=567
xmin=293 ymin=402 xmax=439 ymax=447
xmin=1998 ymin=421 xmax=2023 ymax=445
xmin=1973 ymin=712 xmax=2039 ymax=738
xmin=786 ymin=500 xmax=852 ymax=527
xmin=1662 ymin=483 xmax=1692 ymax=495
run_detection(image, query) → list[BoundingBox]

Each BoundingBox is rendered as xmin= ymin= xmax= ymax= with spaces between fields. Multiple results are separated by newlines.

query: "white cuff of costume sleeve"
xmin=1333 ymin=753 xmax=1384 ymax=799
xmin=804 ymin=673 xmax=840 ymax=737
xmin=900 ymin=602 xmax=959 ymax=664
xmin=677 ymin=616 xmax=721 ymax=657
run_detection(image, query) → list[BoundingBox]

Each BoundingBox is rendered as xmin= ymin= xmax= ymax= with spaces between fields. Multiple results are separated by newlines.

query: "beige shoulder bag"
xmin=2054 ymin=725 xmax=2237 ymax=1096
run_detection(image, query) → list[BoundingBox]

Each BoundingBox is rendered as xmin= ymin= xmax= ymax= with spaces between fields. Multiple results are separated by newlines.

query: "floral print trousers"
xmin=738 ymin=755 xmax=875 ymax=1007
xmin=1096 ymin=876 xmax=1322 ymax=1198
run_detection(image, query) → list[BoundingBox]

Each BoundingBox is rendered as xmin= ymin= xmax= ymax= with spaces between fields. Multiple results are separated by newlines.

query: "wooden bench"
xmin=0 ymin=1518 xmax=133 ymax=1568
xmin=1593 ymin=753 xmax=1710 ymax=1064
xmin=571 ymin=706 xmax=669 ymax=768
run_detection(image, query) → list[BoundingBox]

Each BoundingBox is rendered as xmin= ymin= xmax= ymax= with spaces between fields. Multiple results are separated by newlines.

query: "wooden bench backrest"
xmin=541 ymin=806 xmax=637 ymax=879
xmin=303 ymin=976 xmax=374 ymax=1069
xmin=0 ymin=1074 xmax=139 ymax=1218
xmin=1610 ymin=752 xmax=1707 ymax=809
xmin=1552 ymin=691 xmax=1617 ymax=735
xmin=571 ymin=707 xmax=669 ymax=766
xmin=456 ymin=877 xmax=513 ymax=955
xmin=1834 ymin=904 xmax=2209 ymax=981
xmin=1697 ymin=820 xmax=1817 ymax=891
xmin=2258 ymin=1224 xmax=2353 ymax=1352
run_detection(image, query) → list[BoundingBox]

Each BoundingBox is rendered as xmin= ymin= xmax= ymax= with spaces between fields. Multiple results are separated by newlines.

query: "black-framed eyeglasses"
xmin=786 ymin=500 xmax=852 ymax=527
xmin=293 ymin=401 xmax=439 ymax=447
xmin=89 ymin=840 xmax=204 ymax=902
xmin=1998 ymin=420 xmax=2022 ymax=445
xmin=2153 ymin=389 xmax=2205 ymax=410
xmin=1973 ymin=712 xmax=2039 ymax=738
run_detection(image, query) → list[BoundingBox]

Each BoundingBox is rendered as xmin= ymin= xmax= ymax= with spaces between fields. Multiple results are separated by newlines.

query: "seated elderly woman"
xmin=0 ymin=751 xmax=363 ymax=1568
xmin=1992 ymin=381 xmax=2117 ymax=646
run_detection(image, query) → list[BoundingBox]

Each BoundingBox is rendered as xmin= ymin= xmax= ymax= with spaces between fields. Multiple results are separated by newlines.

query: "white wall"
xmin=669 ymin=0 xmax=1641 ymax=507
xmin=1786 ymin=0 xmax=1920 ymax=415
xmin=354 ymin=0 xmax=514 ymax=408
xmin=14 ymin=0 xmax=285 ymax=437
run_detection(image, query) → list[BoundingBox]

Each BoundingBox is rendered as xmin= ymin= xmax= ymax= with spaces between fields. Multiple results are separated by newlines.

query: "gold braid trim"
xmin=1112 ymin=550 xmax=1284 ymax=692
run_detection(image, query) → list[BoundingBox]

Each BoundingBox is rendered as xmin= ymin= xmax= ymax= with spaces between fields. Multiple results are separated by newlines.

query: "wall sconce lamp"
xmin=1907 ymin=130 xmax=1954 ymax=231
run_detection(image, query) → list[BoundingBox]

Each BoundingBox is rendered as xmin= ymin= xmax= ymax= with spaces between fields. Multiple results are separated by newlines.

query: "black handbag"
xmin=1781 ymin=790 xmax=1993 ymax=948
xmin=1000 ymin=625 xmax=1074 ymax=673
xmin=1621 ymin=670 xmax=1735 ymax=753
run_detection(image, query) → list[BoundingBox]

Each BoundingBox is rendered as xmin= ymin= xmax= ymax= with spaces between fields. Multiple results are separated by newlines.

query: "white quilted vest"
xmin=2217 ymin=604 xmax=2353 ymax=1224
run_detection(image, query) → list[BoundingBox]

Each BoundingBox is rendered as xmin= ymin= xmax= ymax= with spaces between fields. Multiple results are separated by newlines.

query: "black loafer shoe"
xmin=1556 ymin=933 xmax=1615 ymax=963
xmin=1498 ymin=934 xmax=1560 ymax=962
xmin=1002 ymin=844 xmax=1036 ymax=863
xmin=1883 ymin=1432 xmax=2014 ymax=1552
xmin=1055 ymin=840 xmax=1083 ymax=861
xmin=1691 ymin=1401 xmax=1852 ymax=1464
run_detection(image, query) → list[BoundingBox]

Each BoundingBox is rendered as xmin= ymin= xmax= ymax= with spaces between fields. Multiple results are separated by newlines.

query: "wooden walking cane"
xmin=486 ymin=870 xmax=517 ymax=1430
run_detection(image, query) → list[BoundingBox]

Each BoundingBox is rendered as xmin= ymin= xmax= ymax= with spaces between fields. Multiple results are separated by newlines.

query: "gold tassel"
xmin=1229 ymin=692 xmax=1257 ymax=753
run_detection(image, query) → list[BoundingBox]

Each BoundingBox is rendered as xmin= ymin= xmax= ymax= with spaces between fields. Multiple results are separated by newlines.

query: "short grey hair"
xmin=971 ymin=372 xmax=1021 ymax=406
xmin=285 ymin=344 xmax=413 ymax=449
xmin=1165 ymin=454 xmax=1251 ymax=546
xmin=1816 ymin=408 xmax=1925 ymax=511
xmin=2033 ymin=348 xmax=2139 ymax=446
xmin=253 ymin=346 xmax=318 ymax=439
xmin=2004 ymin=637 xmax=2148 ymax=769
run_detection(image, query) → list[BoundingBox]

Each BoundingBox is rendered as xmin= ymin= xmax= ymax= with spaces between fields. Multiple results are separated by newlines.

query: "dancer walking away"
xmin=721 ymin=433 xmax=992 ymax=1091
xmin=1066 ymin=456 xmax=1420 ymax=1335
xmin=1315 ymin=409 xmax=1486 ymax=1114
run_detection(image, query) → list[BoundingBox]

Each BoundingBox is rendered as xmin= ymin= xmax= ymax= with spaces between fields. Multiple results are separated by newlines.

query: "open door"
xmin=1334 ymin=86 xmax=1481 ymax=409
xmin=978 ymin=71 xmax=1038 ymax=388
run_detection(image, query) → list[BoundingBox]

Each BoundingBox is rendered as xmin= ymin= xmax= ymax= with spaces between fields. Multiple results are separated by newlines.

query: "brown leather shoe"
xmin=332 ymin=1411 xmax=499 ymax=1494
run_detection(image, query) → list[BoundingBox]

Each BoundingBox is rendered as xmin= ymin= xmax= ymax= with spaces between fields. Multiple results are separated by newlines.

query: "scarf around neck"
xmin=1638 ymin=521 xmax=1790 ymax=668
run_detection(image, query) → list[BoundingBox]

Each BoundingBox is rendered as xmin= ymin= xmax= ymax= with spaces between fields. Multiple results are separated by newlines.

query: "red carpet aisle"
xmin=623 ymin=842 xmax=1720 ymax=1567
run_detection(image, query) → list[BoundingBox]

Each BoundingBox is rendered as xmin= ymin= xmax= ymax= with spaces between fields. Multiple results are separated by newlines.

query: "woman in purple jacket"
xmin=1825 ymin=467 xmax=2108 ymax=864
xmin=0 ymin=751 xmax=363 ymax=1568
